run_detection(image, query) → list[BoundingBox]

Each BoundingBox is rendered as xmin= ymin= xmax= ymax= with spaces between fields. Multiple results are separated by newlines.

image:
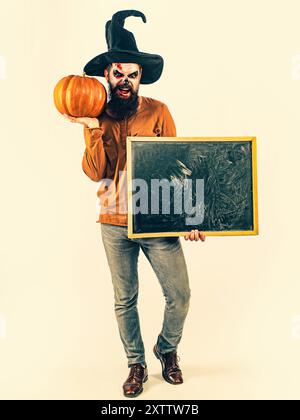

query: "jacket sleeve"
xmin=82 ymin=126 xmax=107 ymax=182
xmin=160 ymin=103 xmax=177 ymax=137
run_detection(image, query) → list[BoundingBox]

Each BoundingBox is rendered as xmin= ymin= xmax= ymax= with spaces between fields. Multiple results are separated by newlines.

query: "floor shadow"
xmin=150 ymin=363 xmax=245 ymax=384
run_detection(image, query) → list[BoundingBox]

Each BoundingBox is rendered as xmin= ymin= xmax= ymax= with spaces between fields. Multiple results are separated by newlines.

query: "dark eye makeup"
xmin=113 ymin=70 xmax=139 ymax=78
xmin=113 ymin=70 xmax=123 ymax=77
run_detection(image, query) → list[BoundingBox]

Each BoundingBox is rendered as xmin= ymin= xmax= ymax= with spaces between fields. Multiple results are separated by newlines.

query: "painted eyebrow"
xmin=113 ymin=69 xmax=139 ymax=77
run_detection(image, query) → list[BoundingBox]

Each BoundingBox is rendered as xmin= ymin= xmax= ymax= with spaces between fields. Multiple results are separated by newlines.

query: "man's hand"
xmin=184 ymin=229 xmax=206 ymax=242
xmin=62 ymin=114 xmax=100 ymax=129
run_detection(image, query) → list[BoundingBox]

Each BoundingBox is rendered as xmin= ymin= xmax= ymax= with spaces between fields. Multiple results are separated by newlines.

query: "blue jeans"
xmin=100 ymin=223 xmax=191 ymax=368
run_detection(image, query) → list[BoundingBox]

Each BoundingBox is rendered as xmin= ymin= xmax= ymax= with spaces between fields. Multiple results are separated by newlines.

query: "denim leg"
xmin=100 ymin=223 xmax=146 ymax=367
xmin=138 ymin=236 xmax=191 ymax=354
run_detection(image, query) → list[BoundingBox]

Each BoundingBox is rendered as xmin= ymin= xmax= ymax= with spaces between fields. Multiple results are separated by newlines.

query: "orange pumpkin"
xmin=53 ymin=72 xmax=107 ymax=117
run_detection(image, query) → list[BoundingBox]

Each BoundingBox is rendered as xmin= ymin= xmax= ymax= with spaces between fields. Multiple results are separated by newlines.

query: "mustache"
xmin=112 ymin=84 xmax=133 ymax=93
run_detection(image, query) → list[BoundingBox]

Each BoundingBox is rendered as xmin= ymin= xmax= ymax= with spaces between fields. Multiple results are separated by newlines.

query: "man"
xmin=63 ymin=10 xmax=206 ymax=398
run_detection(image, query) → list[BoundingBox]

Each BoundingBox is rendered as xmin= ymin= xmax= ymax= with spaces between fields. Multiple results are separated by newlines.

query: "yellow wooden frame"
xmin=126 ymin=136 xmax=259 ymax=238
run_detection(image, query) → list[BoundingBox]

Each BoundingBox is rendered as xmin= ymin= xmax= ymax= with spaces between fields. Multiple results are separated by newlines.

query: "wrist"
xmin=87 ymin=118 xmax=100 ymax=129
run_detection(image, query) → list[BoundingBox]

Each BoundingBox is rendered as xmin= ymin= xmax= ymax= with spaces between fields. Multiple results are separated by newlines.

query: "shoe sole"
xmin=153 ymin=345 xmax=183 ymax=385
xmin=123 ymin=375 xmax=148 ymax=398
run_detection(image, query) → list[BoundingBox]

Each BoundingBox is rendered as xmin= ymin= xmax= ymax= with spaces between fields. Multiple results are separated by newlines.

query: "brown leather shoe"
xmin=123 ymin=363 xmax=148 ymax=398
xmin=153 ymin=344 xmax=183 ymax=385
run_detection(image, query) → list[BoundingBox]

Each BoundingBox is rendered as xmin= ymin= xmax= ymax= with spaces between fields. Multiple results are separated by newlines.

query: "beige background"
xmin=0 ymin=0 xmax=300 ymax=400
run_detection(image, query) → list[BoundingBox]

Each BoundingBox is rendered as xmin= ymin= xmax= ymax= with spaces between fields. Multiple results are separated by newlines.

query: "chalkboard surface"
xmin=127 ymin=137 xmax=258 ymax=238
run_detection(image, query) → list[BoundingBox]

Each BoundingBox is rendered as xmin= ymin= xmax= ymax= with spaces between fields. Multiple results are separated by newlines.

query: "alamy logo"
xmin=96 ymin=171 xmax=205 ymax=225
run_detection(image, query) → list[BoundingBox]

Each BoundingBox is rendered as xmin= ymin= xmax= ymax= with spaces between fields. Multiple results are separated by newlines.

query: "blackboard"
xmin=126 ymin=137 xmax=258 ymax=238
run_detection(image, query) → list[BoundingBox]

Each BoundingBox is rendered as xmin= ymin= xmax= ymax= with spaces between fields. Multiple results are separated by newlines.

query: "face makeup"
xmin=104 ymin=62 xmax=142 ymax=119
xmin=107 ymin=63 xmax=142 ymax=99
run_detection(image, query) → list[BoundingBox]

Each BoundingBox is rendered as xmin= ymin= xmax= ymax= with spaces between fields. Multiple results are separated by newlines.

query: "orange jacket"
xmin=82 ymin=96 xmax=177 ymax=226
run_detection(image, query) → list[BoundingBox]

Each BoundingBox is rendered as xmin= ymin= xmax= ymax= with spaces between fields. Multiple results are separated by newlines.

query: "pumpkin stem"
xmin=82 ymin=72 xmax=86 ymax=77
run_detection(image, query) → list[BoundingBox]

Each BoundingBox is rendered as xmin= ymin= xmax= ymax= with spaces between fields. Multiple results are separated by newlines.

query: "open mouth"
xmin=117 ymin=87 xmax=131 ymax=97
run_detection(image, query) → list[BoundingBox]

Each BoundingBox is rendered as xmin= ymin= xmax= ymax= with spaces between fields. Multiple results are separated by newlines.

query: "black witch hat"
xmin=83 ymin=10 xmax=164 ymax=85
